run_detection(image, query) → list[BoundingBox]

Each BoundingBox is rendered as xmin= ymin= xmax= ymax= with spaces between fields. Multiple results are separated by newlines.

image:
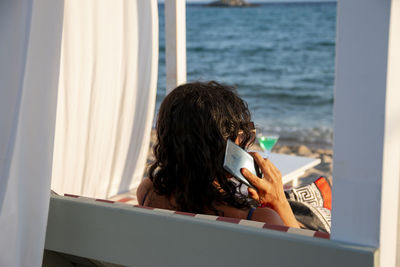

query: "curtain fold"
xmin=51 ymin=0 xmax=159 ymax=198
xmin=0 ymin=0 xmax=64 ymax=266
xmin=0 ymin=1 xmax=158 ymax=265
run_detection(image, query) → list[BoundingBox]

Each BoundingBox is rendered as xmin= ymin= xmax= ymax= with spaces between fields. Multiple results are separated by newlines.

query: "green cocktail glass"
xmin=257 ymin=134 xmax=279 ymax=157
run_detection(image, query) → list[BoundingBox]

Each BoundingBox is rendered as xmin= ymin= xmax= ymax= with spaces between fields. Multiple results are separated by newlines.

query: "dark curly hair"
xmin=149 ymin=81 xmax=256 ymax=215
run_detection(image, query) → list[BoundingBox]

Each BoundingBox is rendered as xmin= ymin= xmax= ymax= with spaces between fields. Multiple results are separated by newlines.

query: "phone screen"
xmin=223 ymin=139 xmax=261 ymax=189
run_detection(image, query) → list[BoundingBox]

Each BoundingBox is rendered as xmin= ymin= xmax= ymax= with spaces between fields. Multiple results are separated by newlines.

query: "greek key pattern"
xmin=288 ymin=183 xmax=324 ymax=208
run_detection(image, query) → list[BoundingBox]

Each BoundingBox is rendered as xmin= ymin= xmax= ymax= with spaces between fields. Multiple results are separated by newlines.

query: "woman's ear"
xmin=234 ymin=137 xmax=240 ymax=145
xmin=235 ymin=130 xmax=243 ymax=145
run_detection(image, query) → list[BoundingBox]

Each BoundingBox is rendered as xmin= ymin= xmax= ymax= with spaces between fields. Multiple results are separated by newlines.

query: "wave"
xmin=244 ymin=90 xmax=333 ymax=105
xmin=317 ymin=41 xmax=335 ymax=47
xmin=303 ymin=41 xmax=336 ymax=51
xmin=185 ymin=45 xmax=275 ymax=54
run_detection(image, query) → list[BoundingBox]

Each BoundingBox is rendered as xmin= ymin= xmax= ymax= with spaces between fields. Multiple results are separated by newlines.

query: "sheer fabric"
xmin=0 ymin=1 xmax=158 ymax=265
xmin=51 ymin=0 xmax=159 ymax=198
xmin=0 ymin=0 xmax=64 ymax=266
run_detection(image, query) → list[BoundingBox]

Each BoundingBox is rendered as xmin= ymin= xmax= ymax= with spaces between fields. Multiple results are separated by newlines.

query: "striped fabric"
xmin=63 ymin=193 xmax=330 ymax=239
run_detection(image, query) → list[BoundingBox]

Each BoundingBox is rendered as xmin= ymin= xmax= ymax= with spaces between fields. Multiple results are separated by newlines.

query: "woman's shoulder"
xmin=137 ymin=177 xmax=153 ymax=205
xmin=137 ymin=178 xmax=177 ymax=210
xmin=251 ymin=207 xmax=285 ymax=226
xmin=137 ymin=179 xmax=284 ymax=226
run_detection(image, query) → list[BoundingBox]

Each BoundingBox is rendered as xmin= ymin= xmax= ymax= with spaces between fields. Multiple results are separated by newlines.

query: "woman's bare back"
xmin=137 ymin=178 xmax=284 ymax=225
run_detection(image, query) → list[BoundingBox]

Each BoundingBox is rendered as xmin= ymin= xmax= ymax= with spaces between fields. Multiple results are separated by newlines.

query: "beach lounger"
xmin=269 ymin=153 xmax=321 ymax=186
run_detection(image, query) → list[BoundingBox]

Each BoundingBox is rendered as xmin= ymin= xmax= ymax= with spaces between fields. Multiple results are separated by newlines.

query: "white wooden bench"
xmin=44 ymin=194 xmax=377 ymax=267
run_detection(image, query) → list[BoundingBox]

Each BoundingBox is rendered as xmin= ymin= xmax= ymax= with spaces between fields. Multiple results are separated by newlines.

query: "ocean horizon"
xmin=156 ymin=2 xmax=336 ymax=148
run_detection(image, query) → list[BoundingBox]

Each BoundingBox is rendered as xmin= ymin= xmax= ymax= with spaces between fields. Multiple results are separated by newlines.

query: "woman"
xmin=137 ymin=81 xmax=299 ymax=228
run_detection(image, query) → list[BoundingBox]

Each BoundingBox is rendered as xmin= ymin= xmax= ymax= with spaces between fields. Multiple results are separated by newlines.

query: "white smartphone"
xmin=223 ymin=139 xmax=262 ymax=189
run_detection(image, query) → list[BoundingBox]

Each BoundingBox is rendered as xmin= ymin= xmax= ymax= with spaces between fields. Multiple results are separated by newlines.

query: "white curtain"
xmin=51 ymin=0 xmax=159 ymax=198
xmin=0 ymin=0 xmax=64 ymax=266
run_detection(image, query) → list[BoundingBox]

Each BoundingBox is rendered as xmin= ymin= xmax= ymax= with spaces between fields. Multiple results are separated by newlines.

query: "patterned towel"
xmin=285 ymin=177 xmax=332 ymax=210
xmin=285 ymin=177 xmax=332 ymax=233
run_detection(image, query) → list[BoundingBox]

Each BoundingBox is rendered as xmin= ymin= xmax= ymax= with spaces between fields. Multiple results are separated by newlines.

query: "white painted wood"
xmin=165 ymin=0 xmax=187 ymax=94
xmin=45 ymin=195 xmax=378 ymax=267
xmin=332 ymin=0 xmax=400 ymax=265
xmin=381 ymin=1 xmax=400 ymax=266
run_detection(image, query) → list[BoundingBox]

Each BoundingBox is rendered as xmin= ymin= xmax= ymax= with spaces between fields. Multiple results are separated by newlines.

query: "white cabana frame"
xmin=0 ymin=0 xmax=398 ymax=265
xmin=165 ymin=0 xmax=187 ymax=94
xmin=163 ymin=0 xmax=400 ymax=266
xmin=332 ymin=0 xmax=400 ymax=266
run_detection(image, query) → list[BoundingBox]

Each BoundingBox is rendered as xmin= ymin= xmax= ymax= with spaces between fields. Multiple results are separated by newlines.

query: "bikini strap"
xmin=247 ymin=207 xmax=256 ymax=220
xmin=141 ymin=190 xmax=149 ymax=206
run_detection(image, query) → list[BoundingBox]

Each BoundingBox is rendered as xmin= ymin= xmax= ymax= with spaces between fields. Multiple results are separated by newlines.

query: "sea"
xmin=156 ymin=2 xmax=337 ymax=148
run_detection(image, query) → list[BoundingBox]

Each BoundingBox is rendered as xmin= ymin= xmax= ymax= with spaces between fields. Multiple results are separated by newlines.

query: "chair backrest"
xmin=45 ymin=194 xmax=378 ymax=267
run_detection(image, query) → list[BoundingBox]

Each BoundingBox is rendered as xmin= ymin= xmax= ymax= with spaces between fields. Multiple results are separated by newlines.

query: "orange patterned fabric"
xmin=314 ymin=177 xmax=332 ymax=210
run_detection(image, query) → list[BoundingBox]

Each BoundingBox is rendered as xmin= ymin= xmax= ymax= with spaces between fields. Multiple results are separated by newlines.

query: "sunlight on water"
xmin=156 ymin=2 xmax=336 ymax=146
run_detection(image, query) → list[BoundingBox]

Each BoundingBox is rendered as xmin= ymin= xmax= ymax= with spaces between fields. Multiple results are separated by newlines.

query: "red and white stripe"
xmin=62 ymin=193 xmax=330 ymax=240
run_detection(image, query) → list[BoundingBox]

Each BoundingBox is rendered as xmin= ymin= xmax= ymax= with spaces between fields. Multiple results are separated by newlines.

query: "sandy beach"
xmin=145 ymin=129 xmax=333 ymax=187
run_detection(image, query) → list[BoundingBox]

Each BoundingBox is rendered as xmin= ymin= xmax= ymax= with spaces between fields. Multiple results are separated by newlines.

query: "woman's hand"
xmin=241 ymin=152 xmax=286 ymax=209
xmin=241 ymin=152 xmax=299 ymax=228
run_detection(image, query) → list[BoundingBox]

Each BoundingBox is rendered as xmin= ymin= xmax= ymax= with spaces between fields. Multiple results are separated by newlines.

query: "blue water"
xmin=157 ymin=2 xmax=336 ymax=146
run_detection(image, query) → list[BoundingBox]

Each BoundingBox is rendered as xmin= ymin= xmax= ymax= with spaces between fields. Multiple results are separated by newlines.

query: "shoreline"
xmin=272 ymin=138 xmax=332 ymax=150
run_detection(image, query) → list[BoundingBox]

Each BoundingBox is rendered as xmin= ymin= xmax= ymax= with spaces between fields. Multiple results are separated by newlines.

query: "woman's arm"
xmin=251 ymin=207 xmax=285 ymax=225
xmin=241 ymin=153 xmax=300 ymax=228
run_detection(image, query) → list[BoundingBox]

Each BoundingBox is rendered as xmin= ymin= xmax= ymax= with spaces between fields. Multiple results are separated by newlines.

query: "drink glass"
xmin=257 ymin=133 xmax=279 ymax=158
